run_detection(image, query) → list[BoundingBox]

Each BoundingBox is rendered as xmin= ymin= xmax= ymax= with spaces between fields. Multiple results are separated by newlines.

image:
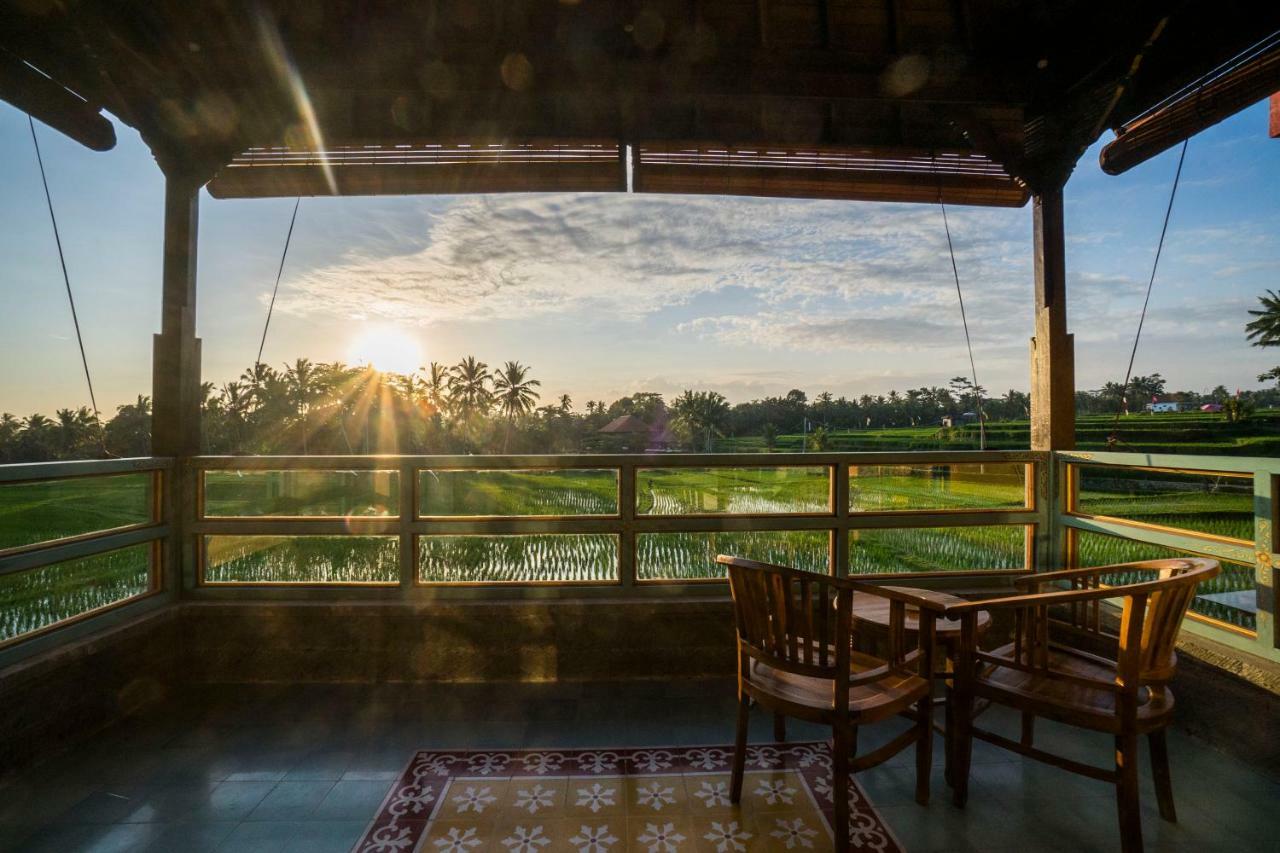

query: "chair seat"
xmin=976 ymin=643 xmax=1174 ymax=733
xmin=748 ymin=651 xmax=930 ymax=725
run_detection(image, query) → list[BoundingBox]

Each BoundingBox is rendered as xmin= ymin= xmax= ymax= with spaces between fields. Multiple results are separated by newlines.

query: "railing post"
xmin=1254 ymin=471 xmax=1277 ymax=651
xmin=399 ymin=458 xmax=416 ymax=595
xmin=152 ymin=173 xmax=202 ymax=596
xmin=833 ymin=460 xmax=850 ymax=577
xmin=619 ymin=462 xmax=636 ymax=589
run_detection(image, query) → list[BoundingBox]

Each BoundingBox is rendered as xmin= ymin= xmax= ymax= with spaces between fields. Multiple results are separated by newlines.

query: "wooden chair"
xmin=944 ymin=558 xmax=1221 ymax=853
xmin=718 ymin=555 xmax=943 ymax=853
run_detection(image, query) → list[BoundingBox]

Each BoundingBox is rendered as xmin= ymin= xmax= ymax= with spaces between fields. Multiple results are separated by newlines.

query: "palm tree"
xmin=421 ymin=362 xmax=450 ymax=416
xmin=671 ymin=390 xmax=730 ymax=451
xmin=240 ymin=362 xmax=277 ymax=412
xmin=557 ymin=393 xmax=573 ymax=414
xmin=284 ymin=358 xmax=320 ymax=452
xmin=493 ymin=361 xmax=541 ymax=451
xmin=447 ymin=356 xmax=492 ymax=419
xmin=1246 ymin=290 xmax=1280 ymax=347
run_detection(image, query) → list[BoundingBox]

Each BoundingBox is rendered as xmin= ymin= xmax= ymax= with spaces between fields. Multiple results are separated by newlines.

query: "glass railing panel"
xmin=1073 ymin=530 xmax=1256 ymax=632
xmin=420 ymin=469 xmax=618 ymax=517
xmin=0 ymin=473 xmax=153 ymax=551
xmin=417 ymin=534 xmax=618 ymax=583
xmin=0 ymin=544 xmax=153 ymax=642
xmin=203 ymin=535 xmax=399 ymax=584
xmin=848 ymin=525 xmax=1028 ymax=574
xmin=637 ymin=466 xmax=830 ymax=515
xmin=636 ymin=530 xmax=830 ymax=580
xmin=849 ymin=463 xmax=1027 ymax=512
xmin=1072 ymin=465 xmax=1252 ymax=542
xmin=203 ymin=470 xmax=399 ymax=517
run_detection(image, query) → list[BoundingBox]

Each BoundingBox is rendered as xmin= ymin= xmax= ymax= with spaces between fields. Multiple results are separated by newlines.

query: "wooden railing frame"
xmin=2 ymin=448 xmax=1276 ymax=666
xmin=188 ymin=451 xmax=1041 ymax=594
xmin=1056 ymin=449 xmax=1279 ymax=662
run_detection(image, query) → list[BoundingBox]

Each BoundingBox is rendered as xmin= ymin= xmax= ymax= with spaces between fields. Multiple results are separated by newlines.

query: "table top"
xmin=850 ymin=588 xmax=991 ymax=635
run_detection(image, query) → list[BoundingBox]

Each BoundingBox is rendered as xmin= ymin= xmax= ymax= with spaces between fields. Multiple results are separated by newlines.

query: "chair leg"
xmin=730 ymin=698 xmax=749 ymax=804
xmin=914 ymin=695 xmax=933 ymax=805
xmin=832 ymin=723 xmax=852 ymax=853
xmin=1148 ymin=729 xmax=1177 ymax=823
xmin=943 ymin=683 xmax=954 ymax=787
xmin=1020 ymin=711 xmax=1035 ymax=747
xmin=773 ymin=712 xmax=786 ymax=743
xmin=1116 ymin=734 xmax=1143 ymax=853
xmin=951 ymin=689 xmax=973 ymax=807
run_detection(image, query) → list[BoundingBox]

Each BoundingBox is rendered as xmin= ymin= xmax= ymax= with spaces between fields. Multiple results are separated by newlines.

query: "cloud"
xmin=679 ymin=312 xmax=964 ymax=352
xmin=271 ymin=192 xmax=1031 ymax=328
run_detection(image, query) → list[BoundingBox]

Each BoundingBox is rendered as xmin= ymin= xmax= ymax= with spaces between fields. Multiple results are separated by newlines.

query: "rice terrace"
xmin=2 ymin=412 xmax=1262 ymax=642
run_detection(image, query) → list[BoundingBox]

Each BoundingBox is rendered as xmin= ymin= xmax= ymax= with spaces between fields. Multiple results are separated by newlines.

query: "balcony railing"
xmin=1 ymin=449 xmax=1276 ymax=667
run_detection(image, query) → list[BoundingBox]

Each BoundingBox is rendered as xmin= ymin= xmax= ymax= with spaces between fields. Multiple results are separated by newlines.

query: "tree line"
xmin=3 ymin=357 xmax=1276 ymax=464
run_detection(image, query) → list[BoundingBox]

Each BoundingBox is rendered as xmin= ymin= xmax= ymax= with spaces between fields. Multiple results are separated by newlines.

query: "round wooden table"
xmin=850 ymin=587 xmax=992 ymax=666
xmin=851 ymin=587 xmax=991 ymax=786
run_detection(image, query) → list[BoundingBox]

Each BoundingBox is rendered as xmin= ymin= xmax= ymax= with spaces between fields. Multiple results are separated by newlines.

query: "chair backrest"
xmin=1055 ymin=558 xmax=1220 ymax=685
xmin=1129 ymin=558 xmax=1219 ymax=682
xmin=718 ymin=555 xmax=853 ymax=693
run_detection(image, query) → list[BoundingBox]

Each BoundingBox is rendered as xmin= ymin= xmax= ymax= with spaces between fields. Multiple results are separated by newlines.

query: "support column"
xmin=1030 ymin=185 xmax=1074 ymax=452
xmin=152 ymin=174 xmax=202 ymax=594
xmin=1030 ymin=185 xmax=1075 ymax=573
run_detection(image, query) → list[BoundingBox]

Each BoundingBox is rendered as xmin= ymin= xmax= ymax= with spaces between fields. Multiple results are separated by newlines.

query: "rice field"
xmin=0 ymin=459 xmax=1264 ymax=639
xmin=0 ymin=544 xmax=151 ymax=642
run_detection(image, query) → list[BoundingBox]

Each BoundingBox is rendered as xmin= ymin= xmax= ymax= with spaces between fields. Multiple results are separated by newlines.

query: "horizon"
xmin=1 ymin=101 xmax=1277 ymax=418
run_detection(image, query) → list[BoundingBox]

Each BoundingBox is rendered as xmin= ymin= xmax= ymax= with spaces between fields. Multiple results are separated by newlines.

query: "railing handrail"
xmin=0 ymin=456 xmax=173 ymax=482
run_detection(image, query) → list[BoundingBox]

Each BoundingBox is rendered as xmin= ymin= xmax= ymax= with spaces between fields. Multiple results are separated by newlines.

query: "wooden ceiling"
xmin=1 ymin=1 xmax=1276 ymax=206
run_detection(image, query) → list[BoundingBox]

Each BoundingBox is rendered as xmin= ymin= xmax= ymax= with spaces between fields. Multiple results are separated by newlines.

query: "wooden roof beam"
xmin=0 ymin=51 xmax=115 ymax=151
xmin=1100 ymin=36 xmax=1280 ymax=174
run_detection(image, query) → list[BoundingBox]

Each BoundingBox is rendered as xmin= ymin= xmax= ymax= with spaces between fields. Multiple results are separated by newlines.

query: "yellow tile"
xmin=502 ymin=777 xmax=568 ymax=819
xmin=626 ymin=776 xmax=689 ymax=816
xmin=626 ymin=816 xmax=695 ymax=852
xmin=682 ymin=775 xmax=740 ymax=817
xmin=747 ymin=811 xmax=830 ymax=850
xmin=420 ymin=819 xmax=496 ymax=852
xmin=567 ymin=777 xmax=627 ymax=817
xmin=440 ymin=779 xmax=509 ymax=820
xmin=688 ymin=816 xmax=765 ymax=853
xmin=741 ymin=771 xmax=805 ymax=813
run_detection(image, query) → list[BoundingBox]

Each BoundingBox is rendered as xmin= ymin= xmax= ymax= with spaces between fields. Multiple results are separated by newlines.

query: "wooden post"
xmin=152 ymin=174 xmax=202 ymax=593
xmin=1270 ymin=93 xmax=1279 ymax=139
xmin=1030 ymin=185 xmax=1074 ymax=573
xmin=1030 ymin=185 xmax=1074 ymax=452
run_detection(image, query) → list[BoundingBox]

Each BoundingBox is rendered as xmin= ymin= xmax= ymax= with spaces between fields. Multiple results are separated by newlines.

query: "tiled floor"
xmin=0 ymin=680 xmax=1273 ymax=852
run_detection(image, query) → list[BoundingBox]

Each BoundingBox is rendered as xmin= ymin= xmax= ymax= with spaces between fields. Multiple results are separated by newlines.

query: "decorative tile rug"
xmin=353 ymin=743 xmax=902 ymax=852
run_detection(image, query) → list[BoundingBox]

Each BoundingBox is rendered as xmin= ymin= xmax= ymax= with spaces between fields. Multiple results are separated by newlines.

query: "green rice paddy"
xmin=0 ymin=459 xmax=1262 ymax=640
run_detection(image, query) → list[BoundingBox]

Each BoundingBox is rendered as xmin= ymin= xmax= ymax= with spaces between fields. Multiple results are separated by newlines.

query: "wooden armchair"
xmin=718 ymin=555 xmax=943 ymax=853
xmin=944 ymin=558 xmax=1221 ymax=853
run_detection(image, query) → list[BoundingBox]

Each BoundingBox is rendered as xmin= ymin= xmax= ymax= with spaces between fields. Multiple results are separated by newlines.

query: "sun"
xmin=347 ymin=324 xmax=423 ymax=375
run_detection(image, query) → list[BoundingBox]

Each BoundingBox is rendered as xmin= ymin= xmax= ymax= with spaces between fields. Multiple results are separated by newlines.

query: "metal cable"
xmin=1109 ymin=138 xmax=1188 ymax=446
xmin=255 ymin=197 xmax=301 ymax=369
xmin=939 ymin=197 xmax=987 ymax=451
xmin=29 ymin=115 xmax=111 ymax=456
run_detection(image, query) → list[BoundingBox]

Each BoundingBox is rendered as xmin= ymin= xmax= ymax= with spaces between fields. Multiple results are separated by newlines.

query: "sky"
xmin=0 ymin=99 xmax=1277 ymax=417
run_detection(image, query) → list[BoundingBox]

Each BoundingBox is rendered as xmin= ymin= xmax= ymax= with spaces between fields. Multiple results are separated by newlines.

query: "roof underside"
xmin=1 ymin=1 xmax=1276 ymax=207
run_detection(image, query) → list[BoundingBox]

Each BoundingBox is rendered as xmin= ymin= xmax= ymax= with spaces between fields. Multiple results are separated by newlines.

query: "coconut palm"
xmin=284 ymin=358 xmax=321 ymax=452
xmin=493 ymin=361 xmax=541 ymax=451
xmin=558 ymin=394 xmax=573 ymax=414
xmin=1246 ymin=290 xmax=1280 ymax=348
xmin=447 ymin=356 xmax=492 ymax=419
xmin=671 ymin=389 xmax=730 ymax=451
xmin=421 ymin=362 xmax=450 ymax=416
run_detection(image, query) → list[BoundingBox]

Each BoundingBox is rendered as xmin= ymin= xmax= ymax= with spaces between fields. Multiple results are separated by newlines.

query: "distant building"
xmin=1200 ymin=403 xmax=1224 ymax=413
xmin=597 ymin=414 xmax=674 ymax=452
xmin=1145 ymin=401 xmax=1184 ymax=413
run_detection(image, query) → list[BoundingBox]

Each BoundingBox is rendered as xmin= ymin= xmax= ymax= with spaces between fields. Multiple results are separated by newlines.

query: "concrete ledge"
xmin=0 ymin=606 xmax=180 ymax=780
xmin=179 ymin=598 xmax=737 ymax=683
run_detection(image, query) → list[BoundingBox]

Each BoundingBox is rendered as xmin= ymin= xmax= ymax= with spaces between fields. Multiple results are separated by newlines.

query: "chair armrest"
xmin=845 ymin=580 xmax=949 ymax=613
xmin=944 ymin=583 xmax=1143 ymax=616
xmin=1013 ymin=565 xmax=1129 ymax=589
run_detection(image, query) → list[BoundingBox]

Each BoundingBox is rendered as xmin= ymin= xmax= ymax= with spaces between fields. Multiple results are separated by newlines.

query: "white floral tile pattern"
xmin=352 ymin=743 xmax=901 ymax=852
